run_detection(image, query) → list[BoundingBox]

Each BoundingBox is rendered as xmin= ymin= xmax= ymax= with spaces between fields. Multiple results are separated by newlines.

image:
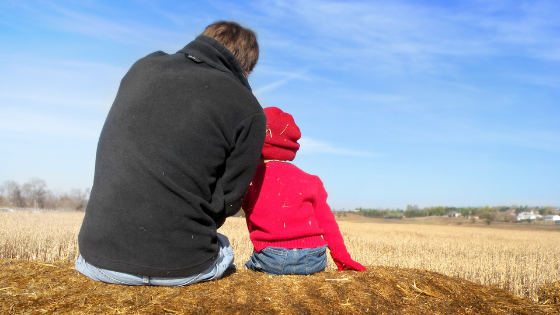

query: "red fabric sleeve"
xmin=312 ymin=178 xmax=366 ymax=271
xmin=312 ymin=178 xmax=346 ymax=255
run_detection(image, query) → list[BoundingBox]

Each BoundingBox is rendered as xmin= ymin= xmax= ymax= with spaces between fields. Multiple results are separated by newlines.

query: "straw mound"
xmin=1 ymin=259 xmax=558 ymax=315
xmin=539 ymin=280 xmax=560 ymax=307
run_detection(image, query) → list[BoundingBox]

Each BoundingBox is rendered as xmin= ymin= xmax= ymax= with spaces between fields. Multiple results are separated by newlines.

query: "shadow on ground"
xmin=1 ymin=259 xmax=559 ymax=314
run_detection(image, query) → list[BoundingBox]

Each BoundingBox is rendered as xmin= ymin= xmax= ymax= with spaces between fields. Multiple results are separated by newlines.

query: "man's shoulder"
xmin=126 ymin=51 xmax=172 ymax=74
xmin=134 ymin=51 xmax=171 ymax=64
xmin=146 ymin=51 xmax=169 ymax=58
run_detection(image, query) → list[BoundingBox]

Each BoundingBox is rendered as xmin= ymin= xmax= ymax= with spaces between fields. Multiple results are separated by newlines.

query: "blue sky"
xmin=1 ymin=0 xmax=559 ymax=209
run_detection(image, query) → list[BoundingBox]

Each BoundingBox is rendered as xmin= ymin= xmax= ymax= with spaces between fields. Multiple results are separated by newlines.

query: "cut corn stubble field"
xmin=1 ymin=212 xmax=560 ymax=303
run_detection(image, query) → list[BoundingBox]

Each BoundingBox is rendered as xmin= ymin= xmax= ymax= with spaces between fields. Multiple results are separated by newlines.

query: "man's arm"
xmin=211 ymin=112 xmax=266 ymax=228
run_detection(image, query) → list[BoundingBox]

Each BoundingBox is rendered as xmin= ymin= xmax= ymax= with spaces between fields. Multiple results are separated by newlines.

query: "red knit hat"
xmin=262 ymin=107 xmax=301 ymax=161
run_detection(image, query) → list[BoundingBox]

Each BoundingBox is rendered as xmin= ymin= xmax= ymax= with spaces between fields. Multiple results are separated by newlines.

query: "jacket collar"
xmin=178 ymin=35 xmax=251 ymax=91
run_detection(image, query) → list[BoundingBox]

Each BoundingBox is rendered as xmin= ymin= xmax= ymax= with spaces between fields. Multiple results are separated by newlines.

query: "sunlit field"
xmin=1 ymin=212 xmax=559 ymax=300
xmin=0 ymin=212 xmax=82 ymax=262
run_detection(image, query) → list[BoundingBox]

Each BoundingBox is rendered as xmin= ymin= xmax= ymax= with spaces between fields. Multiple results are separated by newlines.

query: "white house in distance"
xmin=517 ymin=211 xmax=537 ymax=222
xmin=544 ymin=215 xmax=560 ymax=222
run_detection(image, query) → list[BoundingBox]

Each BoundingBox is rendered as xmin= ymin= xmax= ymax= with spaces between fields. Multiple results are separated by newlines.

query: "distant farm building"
xmin=517 ymin=211 xmax=537 ymax=222
xmin=544 ymin=215 xmax=560 ymax=222
xmin=447 ymin=211 xmax=460 ymax=217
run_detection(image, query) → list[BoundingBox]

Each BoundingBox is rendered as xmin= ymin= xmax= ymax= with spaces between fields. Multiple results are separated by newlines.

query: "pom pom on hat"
xmin=262 ymin=107 xmax=301 ymax=161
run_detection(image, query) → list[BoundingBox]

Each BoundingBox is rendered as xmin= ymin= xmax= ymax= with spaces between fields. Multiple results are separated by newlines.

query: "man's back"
xmin=78 ymin=35 xmax=266 ymax=277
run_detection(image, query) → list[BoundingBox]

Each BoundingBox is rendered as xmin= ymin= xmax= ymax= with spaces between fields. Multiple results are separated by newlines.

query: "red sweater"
xmin=242 ymin=161 xmax=349 ymax=257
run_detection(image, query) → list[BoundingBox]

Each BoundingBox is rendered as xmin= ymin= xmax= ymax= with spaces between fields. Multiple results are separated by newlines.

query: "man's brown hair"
xmin=202 ymin=21 xmax=259 ymax=75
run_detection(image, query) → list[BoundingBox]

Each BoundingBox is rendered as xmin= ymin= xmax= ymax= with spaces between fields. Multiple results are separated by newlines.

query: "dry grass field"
xmin=1 ymin=211 xmax=560 ymax=304
xmin=336 ymin=219 xmax=560 ymax=300
xmin=223 ymin=215 xmax=560 ymax=300
xmin=0 ymin=212 xmax=81 ymax=262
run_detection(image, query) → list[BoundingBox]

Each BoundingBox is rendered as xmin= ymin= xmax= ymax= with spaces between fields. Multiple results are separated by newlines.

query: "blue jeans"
xmin=75 ymin=233 xmax=234 ymax=286
xmin=245 ymin=245 xmax=327 ymax=275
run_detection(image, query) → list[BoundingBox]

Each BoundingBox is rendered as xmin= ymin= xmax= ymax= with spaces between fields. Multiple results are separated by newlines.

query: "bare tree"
xmin=1 ymin=178 xmax=89 ymax=211
xmin=2 ymin=180 xmax=25 ymax=207
xmin=70 ymin=188 xmax=90 ymax=211
xmin=13 ymin=185 xmax=25 ymax=208
xmin=22 ymin=183 xmax=32 ymax=202
xmin=0 ymin=184 xmax=5 ymax=206
xmin=26 ymin=178 xmax=48 ymax=209
xmin=2 ymin=181 xmax=14 ymax=204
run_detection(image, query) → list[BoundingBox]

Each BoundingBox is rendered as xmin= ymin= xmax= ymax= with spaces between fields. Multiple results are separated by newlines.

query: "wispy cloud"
xmin=137 ymin=0 xmax=212 ymax=28
xmin=0 ymin=54 xmax=126 ymax=80
xmin=393 ymin=117 xmax=560 ymax=153
xmin=247 ymin=0 xmax=560 ymax=76
xmin=0 ymin=92 xmax=105 ymax=110
xmin=326 ymin=89 xmax=409 ymax=105
xmin=0 ymin=55 xmax=123 ymax=112
xmin=298 ymin=137 xmax=379 ymax=157
xmin=0 ymin=106 xmax=103 ymax=141
xmin=254 ymin=68 xmax=311 ymax=94
xmin=513 ymin=74 xmax=560 ymax=89
xmin=486 ymin=129 xmax=560 ymax=153
xmin=5 ymin=0 xmax=190 ymax=50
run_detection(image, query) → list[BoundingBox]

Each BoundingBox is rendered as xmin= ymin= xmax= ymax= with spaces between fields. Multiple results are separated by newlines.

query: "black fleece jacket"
xmin=78 ymin=36 xmax=266 ymax=277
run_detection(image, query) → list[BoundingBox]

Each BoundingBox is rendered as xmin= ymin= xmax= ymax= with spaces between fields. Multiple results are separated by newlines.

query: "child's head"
xmin=262 ymin=107 xmax=301 ymax=161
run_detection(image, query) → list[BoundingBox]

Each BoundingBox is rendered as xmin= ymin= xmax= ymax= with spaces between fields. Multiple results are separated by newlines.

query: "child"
xmin=242 ymin=107 xmax=366 ymax=275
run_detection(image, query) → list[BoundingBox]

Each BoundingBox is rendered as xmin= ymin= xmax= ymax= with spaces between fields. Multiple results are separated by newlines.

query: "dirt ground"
xmin=2 ymin=259 xmax=559 ymax=314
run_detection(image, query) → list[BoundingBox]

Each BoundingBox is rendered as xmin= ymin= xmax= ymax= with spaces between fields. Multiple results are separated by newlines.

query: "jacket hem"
xmin=79 ymin=249 xmax=218 ymax=278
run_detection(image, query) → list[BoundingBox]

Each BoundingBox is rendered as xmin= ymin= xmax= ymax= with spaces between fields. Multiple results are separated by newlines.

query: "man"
xmin=76 ymin=21 xmax=266 ymax=286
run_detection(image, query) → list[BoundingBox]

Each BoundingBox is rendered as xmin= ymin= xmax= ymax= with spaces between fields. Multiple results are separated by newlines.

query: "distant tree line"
xmin=357 ymin=208 xmax=404 ymax=219
xmin=0 ymin=178 xmax=90 ymax=211
xmin=357 ymin=204 xmax=557 ymax=221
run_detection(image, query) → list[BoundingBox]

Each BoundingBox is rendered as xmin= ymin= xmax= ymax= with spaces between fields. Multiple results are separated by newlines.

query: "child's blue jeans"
xmin=75 ymin=233 xmax=234 ymax=286
xmin=245 ymin=245 xmax=328 ymax=275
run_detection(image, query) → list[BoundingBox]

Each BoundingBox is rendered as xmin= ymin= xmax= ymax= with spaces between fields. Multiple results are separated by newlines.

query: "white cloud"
xmin=514 ymin=74 xmax=560 ymax=89
xmin=0 ymin=92 xmax=105 ymax=110
xmin=393 ymin=118 xmax=560 ymax=153
xmin=0 ymin=106 xmax=103 ymax=141
xmin=246 ymin=0 xmax=560 ymax=76
xmin=298 ymin=137 xmax=379 ymax=157
xmin=5 ymin=0 xmax=191 ymax=50
xmin=254 ymin=68 xmax=311 ymax=94
xmin=485 ymin=129 xmax=560 ymax=153
xmin=0 ymin=55 xmax=123 ymax=112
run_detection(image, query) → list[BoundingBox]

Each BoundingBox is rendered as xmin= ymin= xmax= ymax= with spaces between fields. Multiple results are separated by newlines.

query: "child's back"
xmin=242 ymin=107 xmax=365 ymax=275
xmin=245 ymin=161 xmax=331 ymax=252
